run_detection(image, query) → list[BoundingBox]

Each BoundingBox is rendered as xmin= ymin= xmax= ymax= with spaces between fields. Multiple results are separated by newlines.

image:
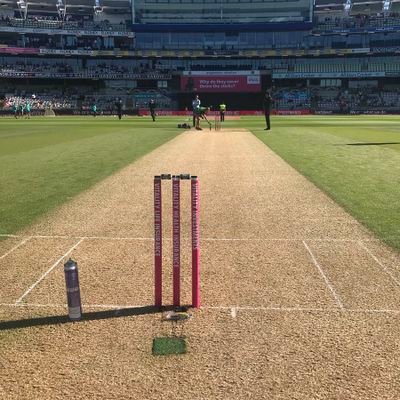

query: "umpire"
xmin=116 ymin=98 xmax=123 ymax=120
xmin=263 ymin=90 xmax=273 ymax=130
xmin=149 ymin=99 xmax=156 ymax=121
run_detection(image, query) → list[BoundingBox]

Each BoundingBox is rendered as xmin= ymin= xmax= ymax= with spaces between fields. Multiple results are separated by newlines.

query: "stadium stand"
xmin=1 ymin=0 xmax=400 ymax=115
xmin=134 ymin=0 xmax=311 ymax=24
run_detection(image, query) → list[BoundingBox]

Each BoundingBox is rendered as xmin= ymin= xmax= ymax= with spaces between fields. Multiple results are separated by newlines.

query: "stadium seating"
xmin=1 ymin=2 xmax=400 ymax=114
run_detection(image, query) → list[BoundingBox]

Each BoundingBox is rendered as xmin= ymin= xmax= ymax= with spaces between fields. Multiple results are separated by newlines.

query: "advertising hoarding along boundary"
xmin=181 ymin=71 xmax=261 ymax=92
xmin=138 ymin=110 xmax=312 ymax=116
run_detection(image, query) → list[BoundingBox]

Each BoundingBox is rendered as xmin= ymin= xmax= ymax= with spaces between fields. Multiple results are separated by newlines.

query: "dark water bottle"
xmin=64 ymin=258 xmax=82 ymax=321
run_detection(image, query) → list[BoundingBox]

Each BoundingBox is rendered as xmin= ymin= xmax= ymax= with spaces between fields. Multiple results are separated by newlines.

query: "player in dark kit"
xmin=116 ymin=98 xmax=123 ymax=120
xmin=263 ymin=90 xmax=273 ymax=130
xmin=149 ymin=99 xmax=156 ymax=121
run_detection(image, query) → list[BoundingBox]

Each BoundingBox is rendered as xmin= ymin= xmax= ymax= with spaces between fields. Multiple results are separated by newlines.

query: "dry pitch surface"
xmin=1 ymin=129 xmax=400 ymax=399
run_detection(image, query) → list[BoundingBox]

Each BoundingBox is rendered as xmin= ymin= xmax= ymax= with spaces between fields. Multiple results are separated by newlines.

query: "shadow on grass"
xmin=332 ymin=142 xmax=400 ymax=146
xmin=0 ymin=305 xmax=177 ymax=331
xmin=347 ymin=142 xmax=400 ymax=146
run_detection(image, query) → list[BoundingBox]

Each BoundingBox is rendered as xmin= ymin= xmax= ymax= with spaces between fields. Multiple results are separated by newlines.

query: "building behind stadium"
xmin=1 ymin=0 xmax=400 ymax=115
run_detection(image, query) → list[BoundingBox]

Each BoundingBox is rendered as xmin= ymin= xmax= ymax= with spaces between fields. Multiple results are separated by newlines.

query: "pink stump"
xmin=191 ymin=176 xmax=200 ymax=308
xmin=154 ymin=176 xmax=162 ymax=308
xmin=172 ymin=176 xmax=181 ymax=307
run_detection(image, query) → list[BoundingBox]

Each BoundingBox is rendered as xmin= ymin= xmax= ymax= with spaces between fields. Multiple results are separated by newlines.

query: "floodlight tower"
xmin=344 ymin=0 xmax=352 ymax=14
xmin=383 ymin=0 xmax=392 ymax=14
xmin=130 ymin=0 xmax=135 ymax=24
xmin=17 ymin=0 xmax=28 ymax=20
xmin=94 ymin=0 xmax=103 ymax=15
xmin=57 ymin=0 xmax=67 ymax=21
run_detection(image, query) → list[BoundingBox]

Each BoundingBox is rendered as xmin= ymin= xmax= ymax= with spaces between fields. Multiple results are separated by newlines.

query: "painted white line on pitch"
xmin=0 ymin=237 xmax=31 ymax=260
xmin=358 ymin=241 xmax=400 ymax=288
xmin=0 ymin=302 xmax=142 ymax=309
xmin=2 ymin=302 xmax=400 ymax=315
xmin=303 ymin=240 xmax=344 ymax=309
xmin=21 ymin=234 xmax=154 ymax=241
xmin=362 ymin=237 xmax=400 ymax=241
xmin=207 ymin=306 xmax=331 ymax=312
xmin=80 ymin=304 xmax=148 ymax=309
xmin=205 ymin=306 xmax=400 ymax=315
xmin=347 ymin=308 xmax=400 ymax=315
xmin=0 ymin=302 xmax=66 ymax=308
xmin=0 ymin=234 xmax=394 ymax=242
xmin=0 ymin=234 xmax=154 ymax=241
xmin=301 ymin=219 xmax=360 ymax=223
xmin=15 ymin=238 xmax=85 ymax=304
xmin=84 ymin=236 xmax=153 ymax=241
xmin=203 ymin=238 xmax=361 ymax=242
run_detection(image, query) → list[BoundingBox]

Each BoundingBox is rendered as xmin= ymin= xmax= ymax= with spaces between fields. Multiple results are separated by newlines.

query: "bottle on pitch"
xmin=64 ymin=258 xmax=82 ymax=321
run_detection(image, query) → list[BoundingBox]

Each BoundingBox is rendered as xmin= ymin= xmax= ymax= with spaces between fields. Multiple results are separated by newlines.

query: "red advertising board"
xmin=181 ymin=72 xmax=261 ymax=92
xmin=0 ymin=46 xmax=39 ymax=55
xmin=138 ymin=110 xmax=311 ymax=116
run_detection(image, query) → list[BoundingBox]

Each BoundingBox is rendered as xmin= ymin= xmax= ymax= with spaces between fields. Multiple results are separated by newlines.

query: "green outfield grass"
xmin=0 ymin=116 xmax=182 ymax=234
xmin=1 ymin=115 xmax=400 ymax=252
xmin=247 ymin=115 xmax=400 ymax=251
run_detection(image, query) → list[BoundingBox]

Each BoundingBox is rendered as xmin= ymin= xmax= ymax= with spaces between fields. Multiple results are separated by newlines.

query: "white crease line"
xmin=26 ymin=235 xmax=81 ymax=239
xmin=79 ymin=304 xmax=148 ymax=309
xmin=15 ymin=238 xmax=85 ymax=304
xmin=0 ymin=234 xmax=71 ymax=239
xmin=347 ymin=308 xmax=400 ymax=315
xmin=0 ymin=234 xmax=154 ymax=241
xmin=204 ymin=238 xmax=362 ymax=242
xmin=207 ymin=306 xmax=331 ymax=312
xmin=0 ymin=234 xmax=383 ymax=242
xmin=83 ymin=236 xmax=153 ymax=241
xmin=0 ymin=303 xmax=143 ymax=309
xmin=303 ymin=240 xmax=344 ymax=309
xmin=0 ymin=237 xmax=31 ymax=260
xmin=21 ymin=235 xmax=154 ymax=241
xmin=2 ymin=303 xmax=400 ymax=315
xmin=0 ymin=303 xmax=66 ymax=308
xmin=362 ymin=238 xmax=400 ymax=241
xmin=358 ymin=240 xmax=400 ymax=288
xmin=233 ymin=306 xmax=330 ymax=312
xmin=203 ymin=306 xmax=400 ymax=315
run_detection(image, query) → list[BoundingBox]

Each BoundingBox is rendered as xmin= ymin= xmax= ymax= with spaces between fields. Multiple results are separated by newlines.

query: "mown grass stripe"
xmin=0 ymin=117 xmax=182 ymax=235
xmin=250 ymin=116 xmax=400 ymax=251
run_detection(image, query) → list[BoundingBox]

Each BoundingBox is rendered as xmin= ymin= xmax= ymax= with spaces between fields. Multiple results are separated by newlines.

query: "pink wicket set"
xmin=154 ymin=174 xmax=200 ymax=309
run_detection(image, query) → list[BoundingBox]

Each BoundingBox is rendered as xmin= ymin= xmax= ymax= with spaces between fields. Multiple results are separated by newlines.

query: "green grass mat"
xmin=152 ymin=337 xmax=187 ymax=356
